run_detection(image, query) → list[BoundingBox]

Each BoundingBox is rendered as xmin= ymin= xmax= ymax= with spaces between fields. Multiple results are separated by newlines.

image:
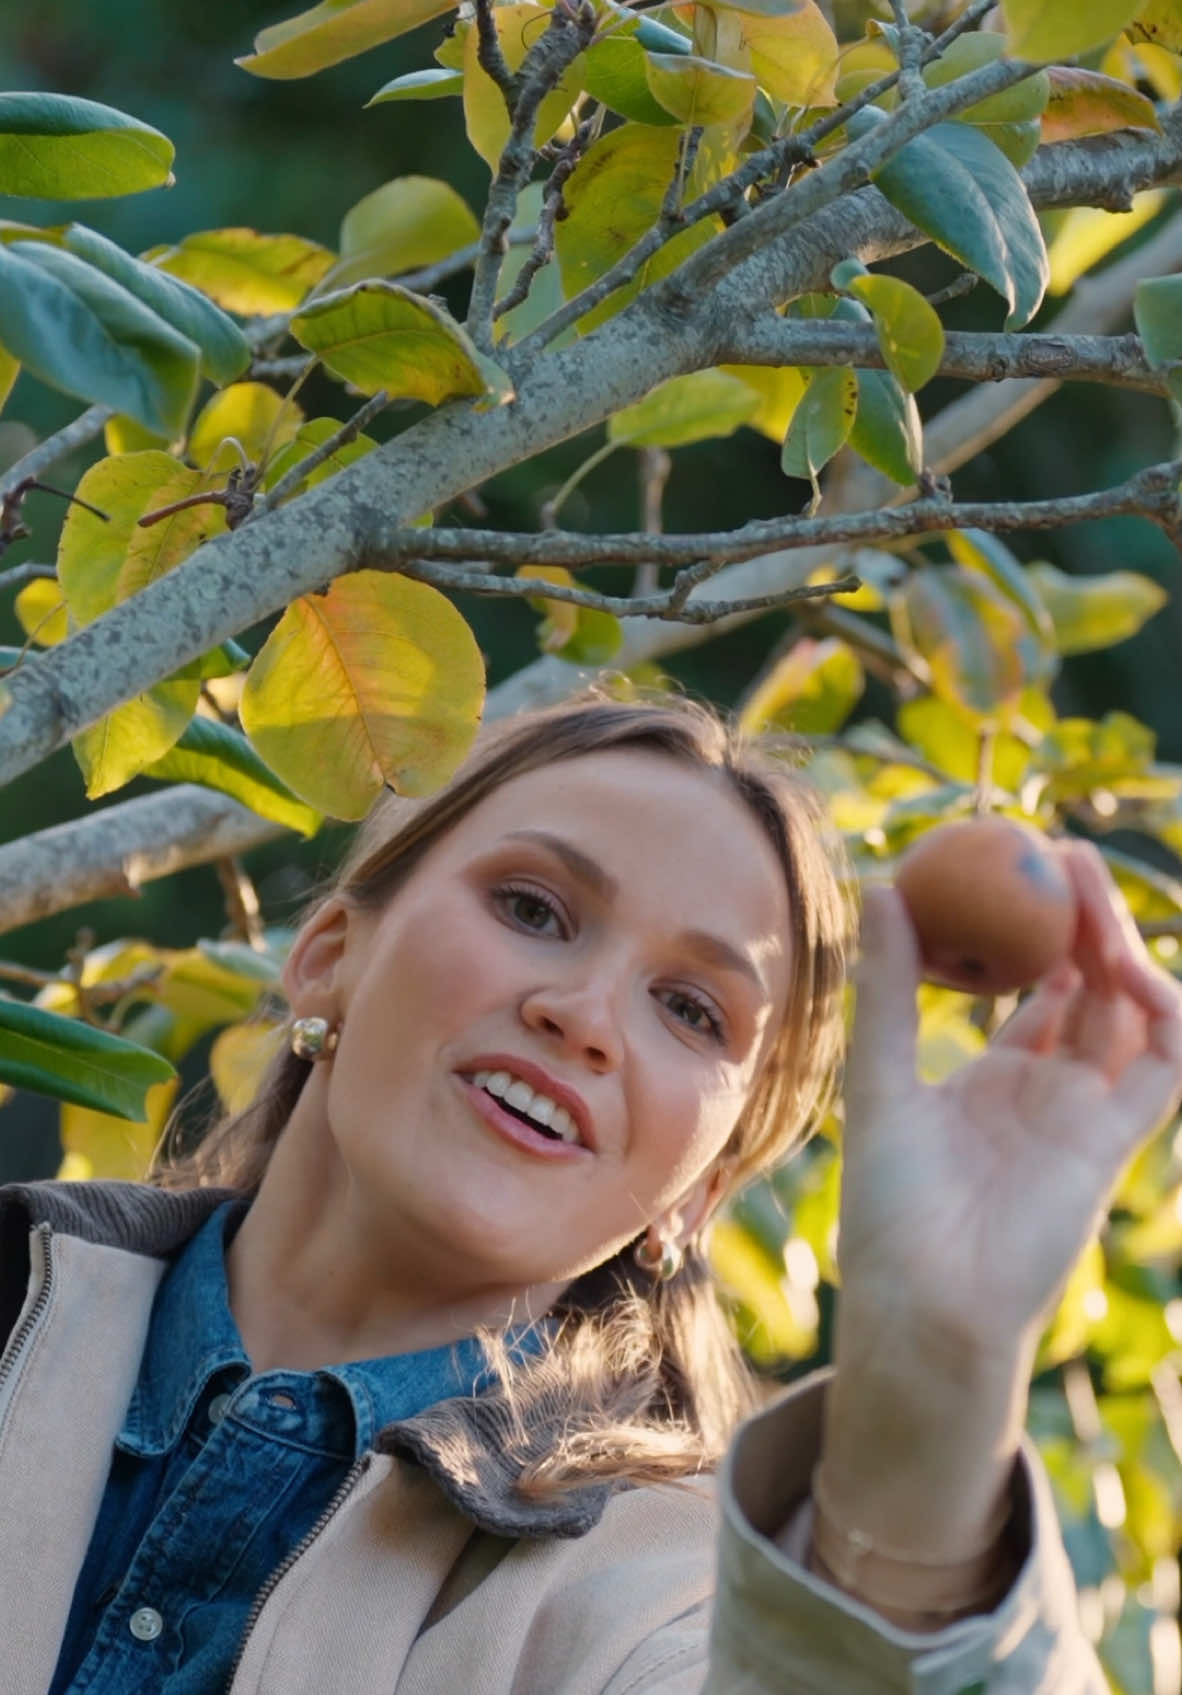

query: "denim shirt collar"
xmin=117 ymin=1197 xmax=490 ymax=1459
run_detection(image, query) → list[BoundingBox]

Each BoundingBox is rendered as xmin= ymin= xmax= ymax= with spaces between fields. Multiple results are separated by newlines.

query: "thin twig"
xmin=721 ymin=321 xmax=1168 ymax=394
xmin=467 ymin=1 xmax=597 ymax=354
xmin=633 ymin=447 xmax=672 ymax=597
xmin=215 ymin=855 xmax=265 ymax=948
xmin=364 ymin=456 xmax=1182 ymax=576
xmin=494 ymin=119 xmax=596 ymax=322
xmin=253 ymin=390 xmax=391 ymax=516
xmin=0 ymin=405 xmax=113 ymax=504
xmin=0 ymin=561 xmax=56 ymax=593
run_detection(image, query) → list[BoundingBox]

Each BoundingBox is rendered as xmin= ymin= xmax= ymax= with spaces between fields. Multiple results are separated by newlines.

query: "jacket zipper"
xmin=224 ymin=1452 xmax=372 ymax=1694
xmin=0 ymin=1223 xmax=54 ymax=1415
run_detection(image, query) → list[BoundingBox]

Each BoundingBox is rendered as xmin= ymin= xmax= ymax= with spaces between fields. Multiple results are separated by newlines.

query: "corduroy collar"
xmin=0 ymin=1178 xmax=614 ymax=1540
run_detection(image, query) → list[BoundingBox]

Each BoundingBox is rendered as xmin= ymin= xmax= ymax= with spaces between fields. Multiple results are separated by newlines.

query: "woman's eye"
xmin=661 ymin=989 xmax=724 ymax=1041
xmin=495 ymin=884 xmax=565 ymax=936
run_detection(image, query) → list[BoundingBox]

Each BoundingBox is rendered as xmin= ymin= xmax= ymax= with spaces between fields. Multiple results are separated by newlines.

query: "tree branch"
xmin=466 ymin=2 xmax=595 ymax=354
xmin=364 ymin=457 xmax=1181 ymax=579
xmin=0 ymin=115 xmax=1179 ymax=795
xmin=720 ymin=321 xmax=1167 ymax=392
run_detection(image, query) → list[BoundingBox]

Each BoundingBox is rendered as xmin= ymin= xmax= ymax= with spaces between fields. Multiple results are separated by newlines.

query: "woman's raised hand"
xmin=836 ymin=839 xmax=1182 ymax=1375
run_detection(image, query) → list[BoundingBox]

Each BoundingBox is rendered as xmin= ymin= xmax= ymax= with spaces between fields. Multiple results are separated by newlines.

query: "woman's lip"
xmin=456 ymin=1076 xmax=591 ymax=1162
xmin=457 ymin=1053 xmax=594 ymax=1150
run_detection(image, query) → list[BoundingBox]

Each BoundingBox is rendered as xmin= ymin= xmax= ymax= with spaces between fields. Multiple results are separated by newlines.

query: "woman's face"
xmin=289 ymin=748 xmax=793 ymax=1294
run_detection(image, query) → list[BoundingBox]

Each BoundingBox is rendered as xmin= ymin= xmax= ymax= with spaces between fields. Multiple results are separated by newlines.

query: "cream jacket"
xmin=0 ymin=1180 xmax=1110 ymax=1694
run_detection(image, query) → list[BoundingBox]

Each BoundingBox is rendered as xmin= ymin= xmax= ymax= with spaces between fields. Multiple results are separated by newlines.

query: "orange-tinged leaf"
xmin=237 ymin=0 xmax=458 ymax=79
xmin=1042 ymin=65 xmax=1161 ymax=141
xmin=239 ymin=570 xmax=486 ymax=819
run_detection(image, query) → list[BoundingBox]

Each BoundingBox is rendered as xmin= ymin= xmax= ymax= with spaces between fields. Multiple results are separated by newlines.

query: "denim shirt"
xmin=50 ymin=1197 xmax=489 ymax=1695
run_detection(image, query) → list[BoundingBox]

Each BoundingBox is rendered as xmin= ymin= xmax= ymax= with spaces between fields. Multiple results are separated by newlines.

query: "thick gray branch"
xmin=0 ymin=787 xmax=287 ymax=934
xmin=720 ymin=322 xmax=1166 ymax=393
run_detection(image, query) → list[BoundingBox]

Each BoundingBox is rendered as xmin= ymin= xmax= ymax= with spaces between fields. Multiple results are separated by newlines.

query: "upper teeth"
xmin=470 ymin=1069 xmax=580 ymax=1145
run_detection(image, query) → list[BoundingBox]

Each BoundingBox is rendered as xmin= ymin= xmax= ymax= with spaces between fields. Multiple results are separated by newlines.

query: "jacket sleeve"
xmin=603 ymin=1366 xmax=1111 ymax=1695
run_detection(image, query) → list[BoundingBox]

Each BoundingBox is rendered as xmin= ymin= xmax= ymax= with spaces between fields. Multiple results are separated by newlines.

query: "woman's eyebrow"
xmin=501 ymin=829 xmax=766 ymax=994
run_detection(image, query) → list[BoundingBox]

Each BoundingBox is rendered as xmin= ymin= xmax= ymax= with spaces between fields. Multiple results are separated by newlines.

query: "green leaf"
xmin=947 ymin=528 xmax=1058 ymax=686
xmin=922 ymin=32 xmax=1049 ymax=167
xmin=0 ymin=342 xmax=17 ymax=412
xmin=239 ymin=570 xmax=486 ymax=819
xmin=555 ymin=125 xmax=719 ymax=334
xmin=0 ymin=241 xmax=200 ymax=438
xmin=558 ymin=605 xmax=624 ymax=666
xmin=0 ymin=996 xmax=175 ymax=1119
xmin=1134 ymin=274 xmax=1182 ymax=400
xmin=643 ymin=52 xmax=757 ymax=126
xmin=144 ymin=229 xmax=335 ymax=316
xmin=781 ymin=367 xmax=857 ymax=486
xmin=608 ymin=369 xmax=759 ymax=448
xmin=237 ymin=0 xmax=458 ymax=78
xmin=168 ymin=639 xmax=251 ymax=682
xmin=849 ymin=367 xmax=922 ymax=485
xmin=831 ymin=258 xmax=944 ymax=391
xmin=890 ymin=565 xmax=1028 ymax=721
xmin=290 ymin=281 xmax=497 ymax=404
xmin=870 ymin=119 xmax=1049 ymax=331
xmin=366 ymin=67 xmax=464 ymax=104
xmin=142 ymin=715 xmax=323 ymax=837
xmin=1004 ymin=0 xmax=1143 ymax=61
xmin=62 ymin=225 xmax=250 ymax=387
xmin=261 ymin=415 xmax=379 ymax=495
xmin=1042 ymin=66 xmax=1161 ymax=144
xmin=316 ymin=177 xmax=479 ymax=295
xmin=582 ymin=37 xmax=679 ymax=125
xmin=1026 ymin=562 xmax=1168 ymax=654
xmin=0 ymin=92 xmax=174 ymax=199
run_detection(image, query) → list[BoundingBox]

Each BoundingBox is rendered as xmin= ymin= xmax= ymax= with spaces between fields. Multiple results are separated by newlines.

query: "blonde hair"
xmin=153 ymin=690 xmax=853 ymax=1496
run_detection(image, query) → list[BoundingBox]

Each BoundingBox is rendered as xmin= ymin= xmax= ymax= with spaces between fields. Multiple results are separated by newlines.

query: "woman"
xmin=2 ymin=692 xmax=1178 ymax=1695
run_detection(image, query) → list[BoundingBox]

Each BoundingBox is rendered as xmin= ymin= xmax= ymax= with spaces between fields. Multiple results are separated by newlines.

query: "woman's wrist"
xmin=802 ymin=1311 xmax=1034 ymax=1624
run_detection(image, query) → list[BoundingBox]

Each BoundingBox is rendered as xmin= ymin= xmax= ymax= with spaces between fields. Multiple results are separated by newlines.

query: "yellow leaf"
xmin=145 ymin=229 xmax=336 ymax=315
xmin=0 ymin=344 xmax=18 ymax=413
xmin=14 ymin=576 xmax=70 ymax=645
xmin=709 ymin=1216 xmax=817 ymax=1364
xmin=721 ymin=363 xmax=806 ymax=439
xmin=210 ymin=1021 xmax=285 ymax=1113
xmin=1004 ymin=0 xmax=1143 ymax=62
xmin=237 ymin=0 xmax=458 ymax=78
xmin=463 ymin=4 xmax=585 ymax=169
xmin=644 ymin=52 xmax=757 ymax=126
xmin=104 ymin=413 xmax=167 ymax=454
xmin=73 ymin=681 xmax=200 ymax=799
xmin=290 ymin=281 xmax=497 ymax=403
xmin=1045 ymin=189 xmax=1166 ymax=294
xmin=188 ymin=381 xmax=304 ymax=472
xmin=516 ymin=564 xmax=580 ymax=650
xmin=58 ymin=1077 xmax=177 ymax=1183
xmin=240 ymin=570 xmax=486 ymax=819
xmin=695 ymin=0 xmax=838 ymax=106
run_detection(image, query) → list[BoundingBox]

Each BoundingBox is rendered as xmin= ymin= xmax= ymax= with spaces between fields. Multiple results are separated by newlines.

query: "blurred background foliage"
xmin=2 ymin=2 xmax=1182 ymax=1690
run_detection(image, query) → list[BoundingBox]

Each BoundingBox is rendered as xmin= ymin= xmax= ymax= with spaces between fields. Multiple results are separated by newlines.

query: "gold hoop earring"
xmin=633 ymin=1230 xmax=684 ymax=1283
xmin=289 ymin=1016 xmax=340 ymax=1061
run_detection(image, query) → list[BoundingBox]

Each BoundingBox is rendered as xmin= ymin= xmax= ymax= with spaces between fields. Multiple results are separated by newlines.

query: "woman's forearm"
xmin=796 ymin=1316 xmax=1035 ymax=1631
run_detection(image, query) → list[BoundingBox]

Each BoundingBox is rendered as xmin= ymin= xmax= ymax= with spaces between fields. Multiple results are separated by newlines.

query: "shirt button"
xmin=129 ymin=1607 xmax=163 ymax=1642
xmin=208 ymin=1392 xmax=231 ymax=1425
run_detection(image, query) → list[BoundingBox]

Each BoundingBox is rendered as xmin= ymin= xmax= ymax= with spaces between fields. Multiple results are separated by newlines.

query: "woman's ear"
xmin=663 ymin=1160 xmax=734 ymax=1249
xmin=280 ymin=899 xmax=355 ymax=1018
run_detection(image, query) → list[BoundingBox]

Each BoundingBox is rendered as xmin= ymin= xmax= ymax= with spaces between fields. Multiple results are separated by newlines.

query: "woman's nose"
xmin=518 ymin=977 xmax=625 ymax=1071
